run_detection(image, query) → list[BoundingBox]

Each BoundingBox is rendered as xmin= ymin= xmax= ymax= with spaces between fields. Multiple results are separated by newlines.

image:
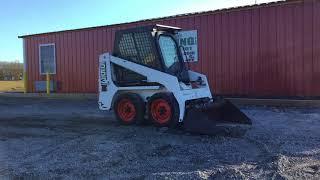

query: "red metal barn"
xmin=19 ymin=0 xmax=320 ymax=98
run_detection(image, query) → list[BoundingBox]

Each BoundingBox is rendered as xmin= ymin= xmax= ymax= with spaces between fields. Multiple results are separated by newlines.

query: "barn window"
xmin=39 ymin=44 xmax=56 ymax=74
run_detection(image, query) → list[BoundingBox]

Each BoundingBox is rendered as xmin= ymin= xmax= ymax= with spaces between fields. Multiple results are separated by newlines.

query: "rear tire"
xmin=148 ymin=93 xmax=179 ymax=127
xmin=114 ymin=93 xmax=145 ymax=125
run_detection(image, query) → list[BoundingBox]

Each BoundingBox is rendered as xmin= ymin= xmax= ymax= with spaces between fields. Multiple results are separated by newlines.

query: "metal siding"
xmin=107 ymin=27 xmax=112 ymax=53
xmin=62 ymin=32 xmax=68 ymax=92
xmin=25 ymin=39 xmax=30 ymax=92
xmin=88 ymin=30 xmax=94 ymax=93
xmin=236 ymin=11 xmax=244 ymax=95
xmin=204 ymin=15 xmax=211 ymax=92
xmin=91 ymin=29 xmax=97 ymax=93
xmin=303 ymin=2 xmax=313 ymax=97
xmin=293 ymin=4 xmax=304 ymax=96
xmin=27 ymin=38 xmax=33 ymax=92
xmin=52 ymin=34 xmax=58 ymax=83
xmin=259 ymin=7 xmax=267 ymax=95
xmin=214 ymin=13 xmax=222 ymax=95
xmin=24 ymin=0 xmax=320 ymax=97
xmin=229 ymin=12 xmax=236 ymax=95
xmin=57 ymin=33 xmax=64 ymax=92
xmin=79 ymin=31 xmax=84 ymax=93
xmin=52 ymin=34 xmax=58 ymax=90
xmin=244 ymin=10 xmax=252 ymax=96
xmin=207 ymin=15 xmax=215 ymax=93
xmin=76 ymin=31 xmax=82 ymax=92
xmin=81 ymin=31 xmax=88 ymax=93
xmin=289 ymin=4 xmax=296 ymax=96
xmin=63 ymin=32 xmax=70 ymax=92
xmin=70 ymin=31 xmax=76 ymax=92
xmin=31 ymin=38 xmax=36 ymax=92
xmin=193 ymin=16 xmax=201 ymax=73
xmin=199 ymin=16 xmax=206 ymax=90
xmin=276 ymin=5 xmax=284 ymax=95
xmin=269 ymin=7 xmax=278 ymax=96
xmin=78 ymin=31 xmax=84 ymax=92
xmin=69 ymin=32 xmax=75 ymax=92
xmin=94 ymin=29 xmax=100 ymax=92
xmin=73 ymin=32 xmax=79 ymax=92
xmin=314 ymin=0 xmax=320 ymax=96
xmin=28 ymin=38 xmax=33 ymax=92
xmin=69 ymin=32 xmax=74 ymax=92
xmin=96 ymin=29 xmax=103 ymax=92
xmin=221 ymin=12 xmax=229 ymax=94
xmin=77 ymin=31 xmax=82 ymax=92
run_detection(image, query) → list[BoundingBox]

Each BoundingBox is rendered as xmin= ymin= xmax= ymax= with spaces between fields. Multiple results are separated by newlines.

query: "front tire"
xmin=114 ymin=93 xmax=145 ymax=125
xmin=148 ymin=93 xmax=179 ymax=127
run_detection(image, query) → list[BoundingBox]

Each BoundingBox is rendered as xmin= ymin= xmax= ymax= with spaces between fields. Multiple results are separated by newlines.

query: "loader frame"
xmin=98 ymin=53 xmax=213 ymax=122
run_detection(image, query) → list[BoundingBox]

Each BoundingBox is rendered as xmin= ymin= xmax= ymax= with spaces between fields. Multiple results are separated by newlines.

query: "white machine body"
xmin=98 ymin=53 xmax=213 ymax=122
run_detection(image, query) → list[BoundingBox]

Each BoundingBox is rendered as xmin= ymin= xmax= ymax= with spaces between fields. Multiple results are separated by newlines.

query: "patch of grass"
xmin=0 ymin=81 xmax=24 ymax=92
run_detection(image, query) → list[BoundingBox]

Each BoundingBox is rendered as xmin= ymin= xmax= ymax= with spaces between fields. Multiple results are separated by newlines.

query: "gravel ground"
xmin=0 ymin=96 xmax=319 ymax=179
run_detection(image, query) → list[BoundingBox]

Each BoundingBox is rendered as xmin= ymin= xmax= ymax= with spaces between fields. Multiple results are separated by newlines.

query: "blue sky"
xmin=0 ymin=0 xmax=276 ymax=62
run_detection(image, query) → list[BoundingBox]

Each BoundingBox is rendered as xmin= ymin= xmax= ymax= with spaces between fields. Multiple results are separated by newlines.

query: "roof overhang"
xmin=18 ymin=0 xmax=299 ymax=39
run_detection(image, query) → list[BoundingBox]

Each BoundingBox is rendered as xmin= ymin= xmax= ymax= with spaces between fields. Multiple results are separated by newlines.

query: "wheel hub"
xmin=151 ymin=99 xmax=172 ymax=124
xmin=117 ymin=99 xmax=136 ymax=122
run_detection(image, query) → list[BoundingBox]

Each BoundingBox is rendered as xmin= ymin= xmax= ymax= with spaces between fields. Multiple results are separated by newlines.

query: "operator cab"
xmin=112 ymin=24 xmax=190 ymax=86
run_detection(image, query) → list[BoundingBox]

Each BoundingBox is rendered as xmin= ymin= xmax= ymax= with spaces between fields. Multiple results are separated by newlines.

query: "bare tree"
xmin=0 ymin=61 xmax=23 ymax=81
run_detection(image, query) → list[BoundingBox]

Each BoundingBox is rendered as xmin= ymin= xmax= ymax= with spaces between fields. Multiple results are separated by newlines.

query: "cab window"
xmin=159 ymin=35 xmax=179 ymax=68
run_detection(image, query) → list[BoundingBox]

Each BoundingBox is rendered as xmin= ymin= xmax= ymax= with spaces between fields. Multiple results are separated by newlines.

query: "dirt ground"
xmin=0 ymin=81 xmax=24 ymax=92
xmin=0 ymin=96 xmax=319 ymax=179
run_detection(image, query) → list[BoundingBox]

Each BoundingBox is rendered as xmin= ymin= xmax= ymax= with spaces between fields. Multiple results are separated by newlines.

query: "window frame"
xmin=158 ymin=35 xmax=179 ymax=68
xmin=39 ymin=43 xmax=56 ymax=75
xmin=156 ymin=32 xmax=184 ymax=72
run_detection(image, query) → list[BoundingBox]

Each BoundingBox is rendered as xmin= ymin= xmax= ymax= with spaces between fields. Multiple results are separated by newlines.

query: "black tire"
xmin=147 ymin=93 xmax=179 ymax=127
xmin=113 ymin=93 xmax=145 ymax=125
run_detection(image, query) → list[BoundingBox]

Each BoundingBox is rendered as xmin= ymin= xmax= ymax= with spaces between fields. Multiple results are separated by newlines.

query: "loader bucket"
xmin=183 ymin=99 xmax=252 ymax=136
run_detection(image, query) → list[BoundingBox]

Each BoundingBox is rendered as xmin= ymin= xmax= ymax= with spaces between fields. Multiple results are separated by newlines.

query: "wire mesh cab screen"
xmin=113 ymin=27 xmax=160 ymax=86
xmin=115 ymin=30 xmax=160 ymax=68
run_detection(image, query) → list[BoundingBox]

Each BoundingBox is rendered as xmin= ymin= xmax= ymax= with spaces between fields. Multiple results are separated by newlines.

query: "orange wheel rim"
xmin=151 ymin=99 xmax=172 ymax=124
xmin=117 ymin=99 xmax=136 ymax=122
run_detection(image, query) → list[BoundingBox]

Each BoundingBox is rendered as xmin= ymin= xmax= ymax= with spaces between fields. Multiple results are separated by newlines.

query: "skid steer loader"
xmin=98 ymin=24 xmax=251 ymax=135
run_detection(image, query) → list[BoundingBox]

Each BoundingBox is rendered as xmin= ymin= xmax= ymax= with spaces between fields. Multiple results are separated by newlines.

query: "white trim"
xmin=39 ymin=43 xmax=56 ymax=75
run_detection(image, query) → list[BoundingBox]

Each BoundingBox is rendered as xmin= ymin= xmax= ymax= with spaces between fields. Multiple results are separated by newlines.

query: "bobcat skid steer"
xmin=98 ymin=24 xmax=251 ymax=135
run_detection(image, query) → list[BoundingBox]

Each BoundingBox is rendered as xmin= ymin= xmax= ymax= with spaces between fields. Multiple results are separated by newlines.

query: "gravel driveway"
xmin=0 ymin=96 xmax=319 ymax=179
